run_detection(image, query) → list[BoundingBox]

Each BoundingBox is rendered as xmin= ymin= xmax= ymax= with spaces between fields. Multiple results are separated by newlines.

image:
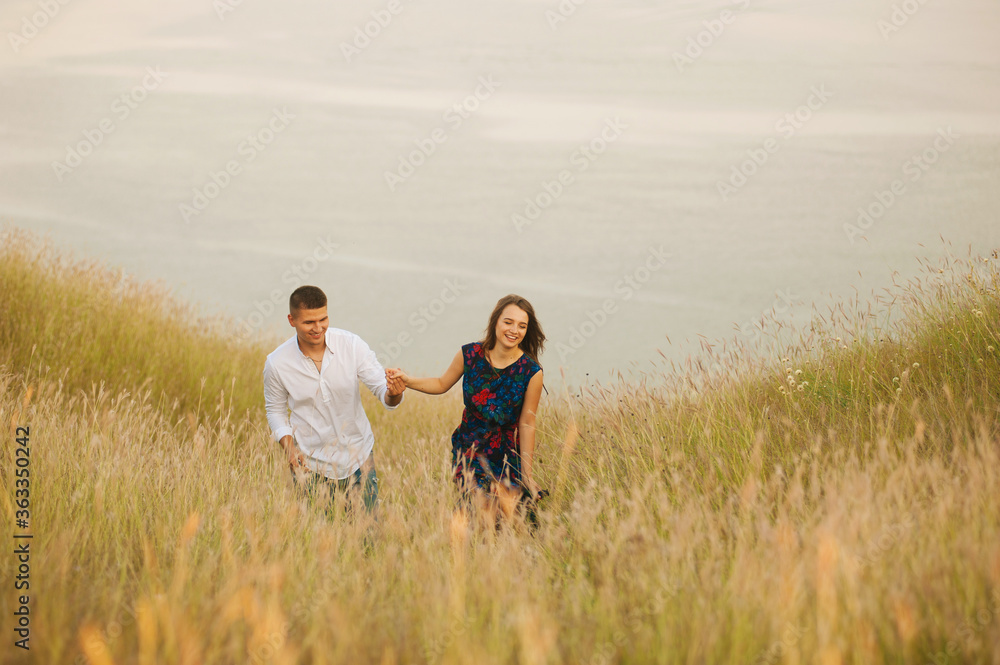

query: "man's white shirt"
xmin=263 ymin=327 xmax=401 ymax=479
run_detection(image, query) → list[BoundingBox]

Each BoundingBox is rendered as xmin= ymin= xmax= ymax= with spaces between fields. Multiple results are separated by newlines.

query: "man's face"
xmin=288 ymin=306 xmax=329 ymax=349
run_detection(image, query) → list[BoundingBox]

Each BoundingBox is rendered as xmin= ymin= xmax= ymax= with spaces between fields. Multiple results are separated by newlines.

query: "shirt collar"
xmin=293 ymin=331 xmax=331 ymax=358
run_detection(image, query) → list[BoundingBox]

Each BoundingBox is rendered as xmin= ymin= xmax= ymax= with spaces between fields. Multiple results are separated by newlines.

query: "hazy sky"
xmin=2 ymin=0 xmax=999 ymax=384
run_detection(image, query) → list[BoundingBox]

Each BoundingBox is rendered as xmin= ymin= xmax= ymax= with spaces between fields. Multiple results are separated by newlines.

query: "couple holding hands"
xmin=263 ymin=286 xmax=546 ymax=522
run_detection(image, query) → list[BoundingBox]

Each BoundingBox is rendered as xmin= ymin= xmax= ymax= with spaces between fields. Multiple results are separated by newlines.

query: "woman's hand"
xmin=522 ymin=476 xmax=542 ymax=502
xmin=386 ymin=353 xmax=463 ymax=395
xmin=385 ymin=368 xmax=407 ymax=396
xmin=386 ymin=367 xmax=410 ymax=389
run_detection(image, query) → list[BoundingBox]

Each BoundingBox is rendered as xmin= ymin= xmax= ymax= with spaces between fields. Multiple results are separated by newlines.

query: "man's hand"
xmin=280 ymin=435 xmax=307 ymax=474
xmin=385 ymin=368 xmax=407 ymax=396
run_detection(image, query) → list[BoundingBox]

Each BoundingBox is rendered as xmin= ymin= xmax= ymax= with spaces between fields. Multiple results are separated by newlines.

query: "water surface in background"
xmin=1 ymin=0 xmax=998 ymax=386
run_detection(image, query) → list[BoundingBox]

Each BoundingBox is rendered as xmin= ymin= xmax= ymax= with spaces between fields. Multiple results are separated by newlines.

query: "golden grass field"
xmin=1 ymin=226 xmax=999 ymax=664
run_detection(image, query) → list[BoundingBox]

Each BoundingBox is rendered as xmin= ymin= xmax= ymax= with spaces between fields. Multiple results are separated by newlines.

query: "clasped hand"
xmin=385 ymin=367 xmax=409 ymax=396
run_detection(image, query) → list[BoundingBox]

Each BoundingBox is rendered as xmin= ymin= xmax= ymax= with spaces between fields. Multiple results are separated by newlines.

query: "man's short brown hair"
xmin=289 ymin=286 xmax=327 ymax=314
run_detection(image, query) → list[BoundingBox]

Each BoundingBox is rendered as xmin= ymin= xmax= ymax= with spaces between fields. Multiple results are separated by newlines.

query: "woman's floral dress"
xmin=451 ymin=342 xmax=542 ymax=492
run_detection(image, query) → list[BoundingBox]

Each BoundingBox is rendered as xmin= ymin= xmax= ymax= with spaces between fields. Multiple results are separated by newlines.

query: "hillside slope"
xmin=1 ymin=227 xmax=999 ymax=664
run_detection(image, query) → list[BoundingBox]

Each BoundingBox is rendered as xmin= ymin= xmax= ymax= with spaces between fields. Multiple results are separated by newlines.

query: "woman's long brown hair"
xmin=480 ymin=294 xmax=546 ymax=366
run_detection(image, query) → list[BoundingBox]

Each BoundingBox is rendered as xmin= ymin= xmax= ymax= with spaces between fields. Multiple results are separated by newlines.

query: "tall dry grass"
xmin=1 ymin=226 xmax=999 ymax=664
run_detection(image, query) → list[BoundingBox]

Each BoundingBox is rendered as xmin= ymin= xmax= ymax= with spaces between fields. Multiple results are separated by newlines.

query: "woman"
xmin=387 ymin=294 xmax=546 ymax=515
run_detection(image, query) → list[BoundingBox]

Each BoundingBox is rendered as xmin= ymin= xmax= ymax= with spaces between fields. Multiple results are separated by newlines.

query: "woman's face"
xmin=495 ymin=304 xmax=530 ymax=352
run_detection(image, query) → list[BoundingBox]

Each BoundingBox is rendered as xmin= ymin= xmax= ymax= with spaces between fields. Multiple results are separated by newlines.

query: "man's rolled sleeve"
xmin=263 ymin=357 xmax=294 ymax=441
xmin=356 ymin=337 xmax=402 ymax=410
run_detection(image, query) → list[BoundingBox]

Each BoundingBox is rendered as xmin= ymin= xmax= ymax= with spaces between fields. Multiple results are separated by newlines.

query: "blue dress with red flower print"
xmin=451 ymin=342 xmax=542 ymax=491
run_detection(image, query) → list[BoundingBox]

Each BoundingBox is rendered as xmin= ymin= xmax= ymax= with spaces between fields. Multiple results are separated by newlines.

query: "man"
xmin=263 ymin=285 xmax=405 ymax=515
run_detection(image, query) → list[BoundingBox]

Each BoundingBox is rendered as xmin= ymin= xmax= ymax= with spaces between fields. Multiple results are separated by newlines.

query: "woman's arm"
xmin=518 ymin=371 xmax=544 ymax=498
xmin=386 ymin=350 xmax=464 ymax=395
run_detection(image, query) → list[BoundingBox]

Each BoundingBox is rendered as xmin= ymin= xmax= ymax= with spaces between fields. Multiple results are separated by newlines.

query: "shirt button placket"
xmin=317 ymin=355 xmax=333 ymax=404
